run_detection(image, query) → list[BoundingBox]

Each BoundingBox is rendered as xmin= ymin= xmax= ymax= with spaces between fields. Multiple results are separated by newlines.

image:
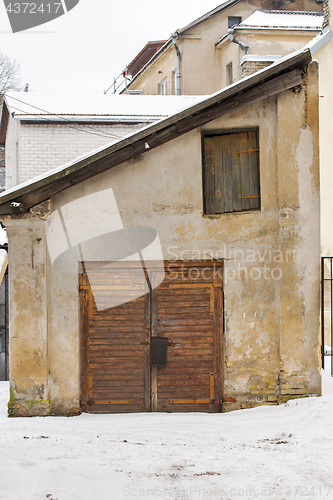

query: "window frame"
xmin=158 ymin=78 xmax=168 ymax=95
xmin=226 ymin=62 xmax=233 ymax=85
xmin=202 ymin=128 xmax=261 ymax=215
xmin=228 ymin=16 xmax=242 ymax=29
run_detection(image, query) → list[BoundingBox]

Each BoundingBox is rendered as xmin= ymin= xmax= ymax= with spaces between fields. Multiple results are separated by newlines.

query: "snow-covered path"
xmin=1 ymin=374 xmax=333 ymax=500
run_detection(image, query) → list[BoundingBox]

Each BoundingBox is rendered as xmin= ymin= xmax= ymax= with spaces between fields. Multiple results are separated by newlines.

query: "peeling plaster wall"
xmin=3 ymin=63 xmax=321 ymax=416
xmin=5 ymin=219 xmax=50 ymax=416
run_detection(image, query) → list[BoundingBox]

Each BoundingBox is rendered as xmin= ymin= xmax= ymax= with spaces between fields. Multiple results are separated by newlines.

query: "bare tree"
xmin=0 ymin=52 xmax=21 ymax=95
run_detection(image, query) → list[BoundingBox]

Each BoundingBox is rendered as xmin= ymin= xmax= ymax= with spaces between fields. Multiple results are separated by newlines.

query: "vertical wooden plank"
xmin=203 ymin=137 xmax=216 ymax=214
xmin=210 ymin=371 xmax=215 ymax=401
xmin=248 ymin=131 xmax=260 ymax=210
xmin=239 ymin=132 xmax=250 ymax=210
xmin=222 ymin=135 xmax=233 ymax=212
xmin=151 ymin=367 xmax=158 ymax=412
xmin=231 ymin=133 xmax=242 ymax=212
xmin=213 ymin=263 xmax=223 ymax=410
xmin=150 ymin=274 xmax=158 ymax=412
xmin=144 ymin=292 xmax=151 ymax=412
xmin=213 ymin=136 xmax=224 ymax=213
xmin=88 ymin=373 xmax=93 ymax=400
xmin=80 ymin=286 xmax=91 ymax=406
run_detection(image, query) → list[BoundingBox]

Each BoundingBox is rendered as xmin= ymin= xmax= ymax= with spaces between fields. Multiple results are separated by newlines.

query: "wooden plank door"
xmin=80 ymin=261 xmax=223 ymax=413
xmin=80 ymin=264 xmax=150 ymax=413
xmin=151 ymin=263 xmax=223 ymax=412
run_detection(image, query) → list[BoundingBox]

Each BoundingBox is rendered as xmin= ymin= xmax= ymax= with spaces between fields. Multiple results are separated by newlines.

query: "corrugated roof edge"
xmin=0 ymin=45 xmax=315 ymax=214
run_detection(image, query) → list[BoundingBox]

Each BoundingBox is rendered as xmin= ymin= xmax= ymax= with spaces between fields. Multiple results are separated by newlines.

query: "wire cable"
xmin=7 ymin=104 xmax=126 ymax=140
xmin=3 ymin=93 xmax=128 ymax=140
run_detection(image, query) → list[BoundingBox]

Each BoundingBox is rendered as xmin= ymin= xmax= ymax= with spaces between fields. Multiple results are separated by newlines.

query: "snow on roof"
xmin=4 ymin=92 xmax=206 ymax=123
xmin=240 ymin=54 xmax=282 ymax=65
xmin=238 ymin=10 xmax=324 ymax=30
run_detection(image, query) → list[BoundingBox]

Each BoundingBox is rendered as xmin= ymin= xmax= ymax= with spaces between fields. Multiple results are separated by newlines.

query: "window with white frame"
xmin=158 ymin=78 xmax=167 ymax=95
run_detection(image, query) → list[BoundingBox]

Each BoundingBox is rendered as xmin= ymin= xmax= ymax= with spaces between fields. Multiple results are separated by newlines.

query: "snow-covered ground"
xmin=1 ymin=374 xmax=333 ymax=500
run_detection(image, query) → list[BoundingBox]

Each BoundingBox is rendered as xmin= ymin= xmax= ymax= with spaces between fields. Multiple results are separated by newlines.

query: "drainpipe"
xmin=171 ymin=33 xmax=181 ymax=95
xmin=228 ymin=28 xmax=250 ymax=54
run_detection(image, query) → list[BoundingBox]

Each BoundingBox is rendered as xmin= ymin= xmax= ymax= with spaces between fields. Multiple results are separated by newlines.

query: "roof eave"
xmin=126 ymin=40 xmax=172 ymax=91
xmin=0 ymin=48 xmax=312 ymax=216
xmin=177 ymin=0 xmax=240 ymax=34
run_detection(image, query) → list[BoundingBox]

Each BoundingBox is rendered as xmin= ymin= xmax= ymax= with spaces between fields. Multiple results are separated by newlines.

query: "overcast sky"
xmin=0 ymin=0 xmax=224 ymax=93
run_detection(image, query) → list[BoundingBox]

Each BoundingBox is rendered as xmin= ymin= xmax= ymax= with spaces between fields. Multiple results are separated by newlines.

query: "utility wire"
xmin=3 ymin=93 xmax=128 ymax=140
xmin=7 ymin=104 xmax=126 ymax=140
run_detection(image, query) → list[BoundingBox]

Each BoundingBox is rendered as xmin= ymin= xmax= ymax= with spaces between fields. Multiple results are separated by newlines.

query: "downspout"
xmin=228 ymin=28 xmax=250 ymax=54
xmin=171 ymin=33 xmax=181 ymax=95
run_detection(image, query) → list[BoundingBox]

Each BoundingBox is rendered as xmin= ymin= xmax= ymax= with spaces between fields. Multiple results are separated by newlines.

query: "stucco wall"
xmin=4 ymin=63 xmax=321 ymax=416
xmin=316 ymin=38 xmax=333 ymax=254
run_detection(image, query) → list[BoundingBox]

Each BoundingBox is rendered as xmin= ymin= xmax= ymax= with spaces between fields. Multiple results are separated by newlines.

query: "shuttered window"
xmin=203 ymin=130 xmax=260 ymax=214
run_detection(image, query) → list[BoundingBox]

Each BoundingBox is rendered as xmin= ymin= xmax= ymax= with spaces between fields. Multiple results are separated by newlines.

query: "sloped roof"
xmin=0 ymin=45 xmax=316 ymax=216
xmin=3 ymin=92 xmax=205 ymax=122
xmin=127 ymin=41 xmax=167 ymax=77
xmin=0 ymin=93 xmax=206 ymax=146
xmin=238 ymin=10 xmax=324 ymax=30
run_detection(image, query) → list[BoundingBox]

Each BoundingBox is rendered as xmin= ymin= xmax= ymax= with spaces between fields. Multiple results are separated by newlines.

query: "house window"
xmin=171 ymin=69 xmax=176 ymax=95
xmin=228 ymin=16 xmax=242 ymax=29
xmin=202 ymin=130 xmax=260 ymax=214
xmin=227 ymin=63 xmax=233 ymax=85
xmin=158 ymin=78 xmax=167 ymax=95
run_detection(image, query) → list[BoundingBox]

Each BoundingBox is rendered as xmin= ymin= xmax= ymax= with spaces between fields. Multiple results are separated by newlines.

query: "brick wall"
xmin=6 ymin=120 xmax=147 ymax=189
xmin=241 ymin=61 xmax=273 ymax=78
xmin=5 ymin=117 xmax=20 ymax=189
xmin=323 ymin=0 xmax=329 ymax=28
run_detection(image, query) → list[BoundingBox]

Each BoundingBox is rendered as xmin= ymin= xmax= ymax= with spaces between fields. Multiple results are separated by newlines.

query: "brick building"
xmin=0 ymin=93 xmax=203 ymax=188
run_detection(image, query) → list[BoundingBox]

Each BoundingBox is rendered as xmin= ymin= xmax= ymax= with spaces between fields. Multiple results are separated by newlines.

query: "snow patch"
xmin=0 ymin=370 xmax=332 ymax=499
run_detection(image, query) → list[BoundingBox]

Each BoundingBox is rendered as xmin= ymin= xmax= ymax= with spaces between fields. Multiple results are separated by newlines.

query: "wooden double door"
xmin=80 ymin=261 xmax=223 ymax=413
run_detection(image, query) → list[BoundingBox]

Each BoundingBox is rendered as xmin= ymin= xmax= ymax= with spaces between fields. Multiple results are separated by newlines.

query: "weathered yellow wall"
xmin=129 ymin=1 xmax=263 ymax=95
xmin=6 ymin=219 xmax=50 ymax=416
xmin=4 ymin=63 xmax=321 ymax=415
xmin=241 ymin=31 xmax=320 ymax=56
xmin=315 ymin=37 xmax=333 ymax=254
xmin=128 ymin=0 xmax=322 ymax=95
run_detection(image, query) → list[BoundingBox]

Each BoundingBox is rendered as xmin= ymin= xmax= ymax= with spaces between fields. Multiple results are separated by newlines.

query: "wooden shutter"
xmin=203 ymin=131 xmax=260 ymax=214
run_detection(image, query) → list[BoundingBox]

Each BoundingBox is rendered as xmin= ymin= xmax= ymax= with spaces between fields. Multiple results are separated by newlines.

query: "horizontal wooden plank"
xmin=153 ymin=326 xmax=213 ymax=333
xmin=158 ymin=306 xmax=210 ymax=314
xmin=93 ymin=400 xmax=133 ymax=405
xmin=169 ymin=399 xmax=211 ymax=404
xmin=89 ymin=327 xmax=145 ymax=334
